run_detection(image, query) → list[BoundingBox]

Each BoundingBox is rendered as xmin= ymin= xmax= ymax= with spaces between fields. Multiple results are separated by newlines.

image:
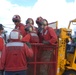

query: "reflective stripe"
xmin=44 ymin=30 xmax=48 ymax=35
xmin=6 ymin=42 xmax=24 ymax=47
xmin=30 ymin=33 xmax=38 ymax=37
xmin=0 ymin=51 xmax=2 ymax=58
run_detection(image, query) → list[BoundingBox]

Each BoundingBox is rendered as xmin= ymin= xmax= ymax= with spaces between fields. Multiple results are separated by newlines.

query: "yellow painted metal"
xmin=68 ymin=19 xmax=76 ymax=29
xmin=66 ymin=50 xmax=76 ymax=70
xmin=56 ymin=28 xmax=71 ymax=75
xmin=57 ymin=19 xmax=76 ymax=75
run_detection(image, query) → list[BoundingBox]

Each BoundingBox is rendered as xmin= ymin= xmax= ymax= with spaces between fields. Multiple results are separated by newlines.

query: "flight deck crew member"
xmin=0 ymin=24 xmax=5 ymax=75
xmin=22 ymin=25 xmax=39 ymax=43
xmin=12 ymin=15 xmax=27 ymax=37
xmin=3 ymin=29 xmax=33 ymax=75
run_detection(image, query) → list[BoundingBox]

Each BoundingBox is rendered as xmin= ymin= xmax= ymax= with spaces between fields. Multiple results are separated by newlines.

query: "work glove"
xmin=26 ymin=42 xmax=31 ymax=48
xmin=42 ymin=40 xmax=50 ymax=44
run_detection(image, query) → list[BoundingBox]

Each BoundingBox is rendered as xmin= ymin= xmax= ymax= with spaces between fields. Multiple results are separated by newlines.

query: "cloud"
xmin=0 ymin=0 xmax=76 ymax=30
xmin=32 ymin=0 xmax=76 ymax=28
xmin=0 ymin=0 xmax=31 ymax=23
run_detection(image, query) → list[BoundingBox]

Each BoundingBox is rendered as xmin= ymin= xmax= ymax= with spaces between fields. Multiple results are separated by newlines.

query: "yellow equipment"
xmin=56 ymin=19 xmax=76 ymax=75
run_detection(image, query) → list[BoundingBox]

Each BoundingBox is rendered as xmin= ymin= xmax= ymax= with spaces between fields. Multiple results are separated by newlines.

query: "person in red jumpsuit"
xmin=22 ymin=25 xmax=39 ymax=43
xmin=36 ymin=16 xmax=44 ymax=42
xmin=36 ymin=16 xmax=43 ymax=30
xmin=25 ymin=18 xmax=37 ymax=33
xmin=38 ymin=19 xmax=58 ymax=75
xmin=12 ymin=15 xmax=26 ymax=37
xmin=40 ymin=19 xmax=57 ymax=45
xmin=0 ymin=24 xmax=5 ymax=75
xmin=3 ymin=29 xmax=33 ymax=75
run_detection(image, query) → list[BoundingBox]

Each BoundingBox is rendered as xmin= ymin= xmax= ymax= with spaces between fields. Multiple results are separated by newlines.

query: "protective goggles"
xmin=13 ymin=19 xmax=20 ymax=22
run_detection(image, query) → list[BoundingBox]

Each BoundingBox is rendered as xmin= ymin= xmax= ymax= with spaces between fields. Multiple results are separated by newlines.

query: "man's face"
xmin=14 ymin=22 xmax=20 ymax=26
xmin=0 ymin=30 xmax=4 ymax=34
xmin=13 ymin=20 xmax=20 ymax=25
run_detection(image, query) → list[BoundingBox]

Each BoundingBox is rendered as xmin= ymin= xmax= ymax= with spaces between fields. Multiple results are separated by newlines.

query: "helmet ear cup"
xmin=20 ymin=35 xmax=23 ymax=40
xmin=25 ymin=26 xmax=33 ymax=32
xmin=29 ymin=26 xmax=33 ymax=32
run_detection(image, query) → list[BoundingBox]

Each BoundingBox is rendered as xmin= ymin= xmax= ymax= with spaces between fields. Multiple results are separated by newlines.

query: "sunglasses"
xmin=13 ymin=20 xmax=19 ymax=22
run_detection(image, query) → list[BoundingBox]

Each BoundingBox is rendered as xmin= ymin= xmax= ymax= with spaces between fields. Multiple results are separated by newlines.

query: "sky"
xmin=7 ymin=0 xmax=37 ymax=6
xmin=0 ymin=0 xmax=76 ymax=33
xmin=66 ymin=0 xmax=75 ymax=2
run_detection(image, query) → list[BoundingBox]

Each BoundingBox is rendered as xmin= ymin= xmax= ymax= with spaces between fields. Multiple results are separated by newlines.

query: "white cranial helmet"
xmin=9 ymin=29 xmax=23 ymax=41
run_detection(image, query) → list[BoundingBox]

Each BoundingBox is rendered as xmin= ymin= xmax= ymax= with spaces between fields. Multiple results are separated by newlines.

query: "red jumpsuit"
xmin=0 ymin=36 xmax=5 ymax=70
xmin=22 ymin=32 xmax=39 ymax=43
xmin=15 ymin=23 xmax=26 ymax=37
xmin=39 ymin=27 xmax=57 ymax=75
xmin=3 ymin=42 xmax=33 ymax=71
xmin=41 ymin=27 xmax=57 ymax=45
